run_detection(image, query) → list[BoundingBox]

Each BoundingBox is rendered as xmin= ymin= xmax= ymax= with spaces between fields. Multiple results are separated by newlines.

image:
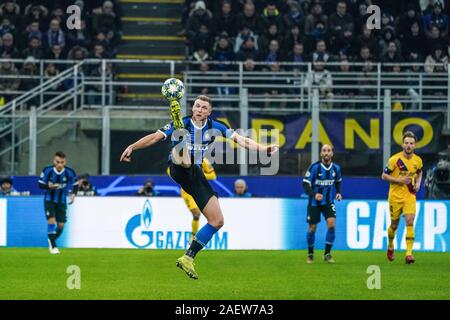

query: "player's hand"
xmin=336 ymin=193 xmax=342 ymax=201
xmin=48 ymin=182 xmax=60 ymax=190
xmin=120 ymin=146 xmax=133 ymax=162
xmin=315 ymin=193 xmax=323 ymax=201
xmin=397 ymin=177 xmax=412 ymax=185
xmin=69 ymin=193 xmax=75 ymax=205
xmin=265 ymin=145 xmax=279 ymax=155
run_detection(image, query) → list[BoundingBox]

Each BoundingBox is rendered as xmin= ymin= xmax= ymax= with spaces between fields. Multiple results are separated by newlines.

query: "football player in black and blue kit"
xmin=38 ymin=151 xmax=77 ymax=254
xmin=303 ymin=144 xmax=342 ymax=264
xmin=120 ymin=95 xmax=279 ymax=279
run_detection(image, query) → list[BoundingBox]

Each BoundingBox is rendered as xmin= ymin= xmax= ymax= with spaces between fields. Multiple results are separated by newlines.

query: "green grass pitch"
xmin=0 ymin=248 xmax=448 ymax=300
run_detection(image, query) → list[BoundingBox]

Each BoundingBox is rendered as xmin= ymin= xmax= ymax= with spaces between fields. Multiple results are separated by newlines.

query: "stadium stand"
xmin=181 ymin=0 xmax=449 ymax=64
xmin=115 ymin=0 xmax=185 ymax=104
xmin=0 ymin=0 xmax=122 ymax=104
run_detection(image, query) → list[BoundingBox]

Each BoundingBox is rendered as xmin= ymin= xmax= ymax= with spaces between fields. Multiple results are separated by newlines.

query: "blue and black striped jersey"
xmin=158 ymin=116 xmax=236 ymax=165
xmin=38 ymin=166 xmax=77 ymax=204
xmin=303 ymin=161 xmax=342 ymax=206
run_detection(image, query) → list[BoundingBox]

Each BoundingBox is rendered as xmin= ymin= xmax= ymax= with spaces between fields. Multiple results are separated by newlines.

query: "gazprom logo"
xmin=125 ymin=200 xmax=228 ymax=250
xmin=125 ymin=200 xmax=154 ymax=248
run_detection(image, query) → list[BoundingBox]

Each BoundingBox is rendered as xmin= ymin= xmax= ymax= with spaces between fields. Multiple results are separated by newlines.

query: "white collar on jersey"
xmin=53 ymin=167 xmax=65 ymax=175
xmin=320 ymin=162 xmax=333 ymax=171
xmin=190 ymin=118 xmax=208 ymax=130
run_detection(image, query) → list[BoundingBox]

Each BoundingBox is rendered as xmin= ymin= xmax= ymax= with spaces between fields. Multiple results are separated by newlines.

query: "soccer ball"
xmin=161 ymin=78 xmax=185 ymax=101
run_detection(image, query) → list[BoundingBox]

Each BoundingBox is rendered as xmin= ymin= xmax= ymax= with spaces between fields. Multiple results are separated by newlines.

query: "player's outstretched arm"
xmin=232 ymin=133 xmax=279 ymax=154
xmin=120 ymin=131 xmax=165 ymax=162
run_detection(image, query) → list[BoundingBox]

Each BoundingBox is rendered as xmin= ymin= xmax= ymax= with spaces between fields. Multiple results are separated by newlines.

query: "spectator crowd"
xmin=0 ymin=0 xmax=121 ymax=104
xmin=181 ymin=0 xmax=450 ymax=108
xmin=183 ymin=0 xmax=449 ymax=67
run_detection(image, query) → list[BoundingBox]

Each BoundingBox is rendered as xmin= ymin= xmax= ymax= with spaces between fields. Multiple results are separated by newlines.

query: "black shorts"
xmin=307 ymin=203 xmax=336 ymax=224
xmin=44 ymin=201 xmax=67 ymax=223
xmin=169 ymin=162 xmax=217 ymax=211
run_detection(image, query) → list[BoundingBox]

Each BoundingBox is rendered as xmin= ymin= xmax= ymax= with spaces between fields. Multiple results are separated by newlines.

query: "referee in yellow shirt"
xmin=381 ymin=131 xmax=423 ymax=264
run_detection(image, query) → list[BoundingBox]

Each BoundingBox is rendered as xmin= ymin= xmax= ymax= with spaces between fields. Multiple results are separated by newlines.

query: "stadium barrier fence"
xmin=0 ymin=197 xmax=447 ymax=252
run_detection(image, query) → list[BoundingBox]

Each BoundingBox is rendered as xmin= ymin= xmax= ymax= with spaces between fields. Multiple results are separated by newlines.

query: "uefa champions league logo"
xmin=125 ymin=200 xmax=154 ymax=248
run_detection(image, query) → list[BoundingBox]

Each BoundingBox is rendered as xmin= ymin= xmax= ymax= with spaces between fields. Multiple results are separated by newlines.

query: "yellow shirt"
xmin=385 ymin=152 xmax=423 ymax=202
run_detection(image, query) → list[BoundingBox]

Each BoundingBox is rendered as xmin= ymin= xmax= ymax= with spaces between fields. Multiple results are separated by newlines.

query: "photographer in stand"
xmin=74 ymin=174 xmax=98 ymax=196
xmin=136 ymin=178 xmax=160 ymax=197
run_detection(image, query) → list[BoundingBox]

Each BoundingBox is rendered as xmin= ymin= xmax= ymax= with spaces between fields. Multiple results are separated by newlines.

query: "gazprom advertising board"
xmin=0 ymin=197 xmax=448 ymax=252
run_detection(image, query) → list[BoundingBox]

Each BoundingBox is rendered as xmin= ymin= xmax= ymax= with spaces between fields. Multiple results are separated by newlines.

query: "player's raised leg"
xmin=404 ymin=214 xmax=416 ymax=264
xmin=176 ymin=196 xmax=224 ymax=279
xmin=324 ymin=217 xmax=336 ymax=263
xmin=306 ymin=224 xmax=316 ymax=264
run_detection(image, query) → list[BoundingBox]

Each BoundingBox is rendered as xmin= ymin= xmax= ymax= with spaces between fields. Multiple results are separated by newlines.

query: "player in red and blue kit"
xmin=302 ymin=144 xmax=342 ymax=264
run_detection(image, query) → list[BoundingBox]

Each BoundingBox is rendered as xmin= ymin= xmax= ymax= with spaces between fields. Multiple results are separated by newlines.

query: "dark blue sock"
xmin=307 ymin=231 xmax=315 ymax=255
xmin=186 ymin=223 xmax=219 ymax=258
xmin=48 ymin=223 xmax=57 ymax=248
xmin=325 ymin=228 xmax=335 ymax=255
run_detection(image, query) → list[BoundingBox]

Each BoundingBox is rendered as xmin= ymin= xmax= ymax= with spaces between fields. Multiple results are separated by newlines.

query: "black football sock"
xmin=185 ymin=239 xmax=204 ymax=259
xmin=325 ymin=243 xmax=332 ymax=255
xmin=48 ymin=223 xmax=57 ymax=248
xmin=48 ymin=234 xmax=57 ymax=248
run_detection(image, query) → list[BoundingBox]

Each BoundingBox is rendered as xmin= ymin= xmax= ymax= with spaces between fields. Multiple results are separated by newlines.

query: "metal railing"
xmin=1 ymin=60 xmax=448 ymax=108
xmin=0 ymin=61 xmax=86 ymax=174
